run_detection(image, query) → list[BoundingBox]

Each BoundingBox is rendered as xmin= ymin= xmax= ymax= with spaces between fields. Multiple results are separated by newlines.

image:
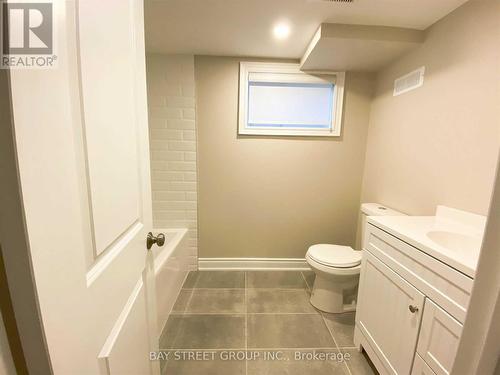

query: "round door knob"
xmin=146 ymin=232 xmax=165 ymax=250
xmin=409 ymin=305 xmax=419 ymax=313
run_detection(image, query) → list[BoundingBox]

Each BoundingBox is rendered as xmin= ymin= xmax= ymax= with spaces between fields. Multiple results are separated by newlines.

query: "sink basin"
xmin=426 ymin=230 xmax=482 ymax=253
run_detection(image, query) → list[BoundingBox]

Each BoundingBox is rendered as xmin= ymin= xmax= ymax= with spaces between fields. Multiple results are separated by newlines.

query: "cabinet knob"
xmin=409 ymin=305 xmax=419 ymax=313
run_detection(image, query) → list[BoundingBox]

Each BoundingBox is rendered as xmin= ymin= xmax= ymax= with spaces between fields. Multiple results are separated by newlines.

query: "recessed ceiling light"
xmin=273 ymin=22 xmax=291 ymax=40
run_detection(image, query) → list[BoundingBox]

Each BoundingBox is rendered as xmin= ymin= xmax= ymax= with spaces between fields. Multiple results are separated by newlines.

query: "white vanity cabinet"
xmin=416 ymin=299 xmax=463 ymax=375
xmin=354 ymin=223 xmax=473 ymax=375
xmin=356 ymin=251 xmax=425 ymax=374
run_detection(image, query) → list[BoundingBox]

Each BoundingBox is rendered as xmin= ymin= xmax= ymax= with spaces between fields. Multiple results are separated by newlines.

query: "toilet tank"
xmin=360 ymin=203 xmax=406 ymax=249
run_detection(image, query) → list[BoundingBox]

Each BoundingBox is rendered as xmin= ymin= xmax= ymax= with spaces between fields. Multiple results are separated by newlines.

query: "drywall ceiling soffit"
xmin=300 ymin=23 xmax=425 ymax=72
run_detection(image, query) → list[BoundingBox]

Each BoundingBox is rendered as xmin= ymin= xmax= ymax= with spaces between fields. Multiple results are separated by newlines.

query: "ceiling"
xmin=145 ymin=0 xmax=469 ymax=58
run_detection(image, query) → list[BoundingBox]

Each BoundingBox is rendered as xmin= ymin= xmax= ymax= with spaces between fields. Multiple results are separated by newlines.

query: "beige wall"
xmin=195 ymin=56 xmax=374 ymax=258
xmin=361 ymin=0 xmax=500 ymax=216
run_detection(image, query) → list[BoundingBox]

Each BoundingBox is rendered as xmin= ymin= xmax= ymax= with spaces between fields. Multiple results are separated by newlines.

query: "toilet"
xmin=306 ymin=203 xmax=405 ymax=313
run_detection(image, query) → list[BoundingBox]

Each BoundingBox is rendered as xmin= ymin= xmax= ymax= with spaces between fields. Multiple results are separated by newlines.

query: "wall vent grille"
xmin=394 ymin=67 xmax=425 ymax=96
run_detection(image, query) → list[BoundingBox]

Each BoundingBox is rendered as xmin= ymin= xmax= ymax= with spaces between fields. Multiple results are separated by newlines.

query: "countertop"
xmin=367 ymin=206 xmax=486 ymax=278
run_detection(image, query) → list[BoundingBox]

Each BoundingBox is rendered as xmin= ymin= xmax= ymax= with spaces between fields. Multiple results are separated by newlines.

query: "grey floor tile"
xmin=182 ymin=271 xmax=245 ymax=289
xmin=160 ymin=317 xmax=178 ymax=349
xmin=163 ymin=271 xmax=373 ymax=374
xmin=247 ymin=289 xmax=318 ymax=314
xmin=247 ymin=349 xmax=349 ymax=375
xmin=162 ymin=350 xmax=245 ymax=375
xmin=247 ymin=314 xmax=335 ymax=349
xmin=302 ymin=271 xmax=315 ymax=290
xmin=160 ymin=314 xmax=245 ymax=349
xmin=323 ymin=312 xmax=356 ymax=348
xmin=184 ymin=289 xmax=245 ymax=314
xmin=172 ymin=290 xmax=192 ymax=313
xmin=342 ymin=349 xmax=378 ymax=375
xmin=182 ymin=272 xmax=198 ymax=288
xmin=247 ymin=271 xmax=307 ymax=289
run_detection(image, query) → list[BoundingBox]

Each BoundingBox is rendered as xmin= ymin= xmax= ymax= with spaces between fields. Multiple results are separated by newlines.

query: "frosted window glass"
xmin=247 ymin=82 xmax=334 ymax=129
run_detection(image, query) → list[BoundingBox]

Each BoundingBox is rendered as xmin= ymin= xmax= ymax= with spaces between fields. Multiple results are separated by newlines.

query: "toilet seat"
xmin=307 ymin=244 xmax=362 ymax=268
xmin=306 ymin=255 xmax=361 ymax=276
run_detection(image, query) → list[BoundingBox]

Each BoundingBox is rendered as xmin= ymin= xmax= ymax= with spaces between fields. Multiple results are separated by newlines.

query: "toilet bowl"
xmin=306 ymin=244 xmax=361 ymax=313
xmin=306 ymin=203 xmax=405 ymax=313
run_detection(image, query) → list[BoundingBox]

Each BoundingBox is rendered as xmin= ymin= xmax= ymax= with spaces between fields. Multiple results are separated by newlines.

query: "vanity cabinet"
xmin=357 ymin=251 xmax=424 ymax=375
xmin=354 ymin=223 xmax=472 ymax=375
xmin=416 ymin=299 xmax=463 ymax=375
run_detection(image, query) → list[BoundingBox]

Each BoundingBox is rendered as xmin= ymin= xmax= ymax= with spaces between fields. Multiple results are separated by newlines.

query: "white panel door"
xmin=8 ymin=0 xmax=159 ymax=374
xmin=78 ymin=0 xmax=141 ymax=255
xmin=417 ymin=299 xmax=463 ymax=375
xmin=412 ymin=355 xmax=437 ymax=375
xmin=356 ymin=251 xmax=425 ymax=375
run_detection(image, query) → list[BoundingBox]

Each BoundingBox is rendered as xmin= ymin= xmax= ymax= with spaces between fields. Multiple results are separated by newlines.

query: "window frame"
xmin=238 ymin=62 xmax=345 ymax=137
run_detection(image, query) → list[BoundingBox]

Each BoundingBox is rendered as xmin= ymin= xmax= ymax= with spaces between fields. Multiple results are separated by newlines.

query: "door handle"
xmin=408 ymin=305 xmax=419 ymax=313
xmin=146 ymin=232 xmax=165 ymax=250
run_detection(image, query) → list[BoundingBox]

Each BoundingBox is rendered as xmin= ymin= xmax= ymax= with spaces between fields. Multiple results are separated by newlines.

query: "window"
xmin=238 ymin=62 xmax=345 ymax=137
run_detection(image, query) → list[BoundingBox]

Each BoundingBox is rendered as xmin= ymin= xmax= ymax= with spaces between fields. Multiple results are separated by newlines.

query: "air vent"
xmin=393 ymin=67 xmax=425 ymax=96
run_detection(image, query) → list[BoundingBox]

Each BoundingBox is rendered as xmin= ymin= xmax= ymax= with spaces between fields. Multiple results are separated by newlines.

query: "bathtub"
xmin=151 ymin=228 xmax=191 ymax=333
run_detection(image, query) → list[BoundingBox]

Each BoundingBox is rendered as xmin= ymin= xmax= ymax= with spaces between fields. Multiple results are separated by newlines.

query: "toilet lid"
xmin=307 ymin=244 xmax=362 ymax=268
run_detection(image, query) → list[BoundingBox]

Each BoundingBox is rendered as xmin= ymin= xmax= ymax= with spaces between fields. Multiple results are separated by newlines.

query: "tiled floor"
xmin=159 ymin=270 xmax=377 ymax=375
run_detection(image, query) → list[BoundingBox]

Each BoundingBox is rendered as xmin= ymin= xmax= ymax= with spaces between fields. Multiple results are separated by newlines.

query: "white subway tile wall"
xmin=146 ymin=54 xmax=198 ymax=269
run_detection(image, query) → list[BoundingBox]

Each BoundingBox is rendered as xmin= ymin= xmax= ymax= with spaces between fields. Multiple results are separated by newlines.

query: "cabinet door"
xmin=417 ymin=299 xmax=462 ymax=375
xmin=412 ymin=355 xmax=437 ymax=375
xmin=356 ymin=251 xmax=425 ymax=375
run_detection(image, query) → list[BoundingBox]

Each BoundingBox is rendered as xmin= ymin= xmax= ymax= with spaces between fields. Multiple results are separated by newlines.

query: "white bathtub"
xmin=151 ymin=228 xmax=190 ymax=333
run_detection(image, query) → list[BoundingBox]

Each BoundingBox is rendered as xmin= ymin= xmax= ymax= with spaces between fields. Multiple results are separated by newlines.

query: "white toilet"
xmin=306 ymin=203 xmax=405 ymax=313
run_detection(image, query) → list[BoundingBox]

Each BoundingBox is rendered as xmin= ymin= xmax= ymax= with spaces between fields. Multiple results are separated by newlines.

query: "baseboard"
xmin=198 ymin=257 xmax=310 ymax=271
